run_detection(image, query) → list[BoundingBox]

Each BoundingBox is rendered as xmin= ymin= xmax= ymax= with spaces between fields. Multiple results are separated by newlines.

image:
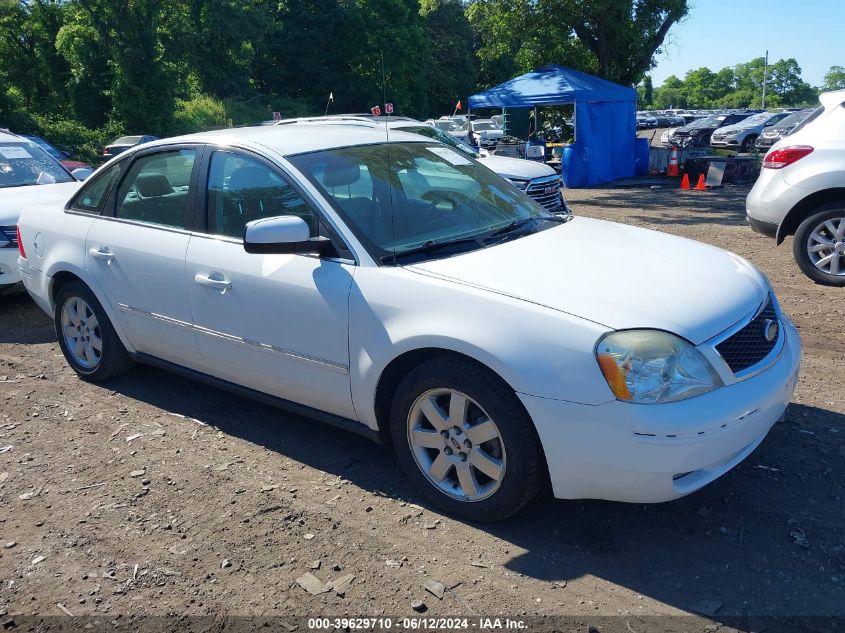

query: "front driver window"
xmin=207 ymin=151 xmax=318 ymax=239
xmin=115 ymin=149 xmax=197 ymax=229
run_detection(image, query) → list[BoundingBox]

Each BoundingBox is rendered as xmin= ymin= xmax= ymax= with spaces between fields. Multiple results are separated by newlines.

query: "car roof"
xmin=147 ymin=124 xmax=431 ymax=156
xmin=0 ymin=129 xmax=26 ymax=143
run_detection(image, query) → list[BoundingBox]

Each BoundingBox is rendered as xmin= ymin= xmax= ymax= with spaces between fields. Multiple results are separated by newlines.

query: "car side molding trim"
xmin=131 ymin=352 xmax=381 ymax=444
xmin=117 ymin=303 xmax=348 ymax=374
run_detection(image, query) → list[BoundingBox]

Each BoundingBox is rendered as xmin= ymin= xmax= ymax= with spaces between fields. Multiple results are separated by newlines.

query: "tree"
xmin=652 ymin=74 xmax=685 ymax=108
xmin=421 ymin=0 xmax=477 ymax=115
xmin=637 ymin=74 xmax=653 ymax=107
xmin=822 ymin=65 xmax=845 ymax=91
xmin=467 ymin=0 xmax=688 ymax=87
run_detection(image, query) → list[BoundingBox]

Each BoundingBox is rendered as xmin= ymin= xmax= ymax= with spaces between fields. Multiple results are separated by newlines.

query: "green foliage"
xmin=822 ymin=66 xmax=845 ymax=91
xmin=649 ymin=57 xmax=819 ymax=109
xmin=34 ymin=116 xmax=122 ymax=166
xmin=171 ymin=95 xmax=233 ymax=134
xmin=468 ymin=0 xmax=688 ymax=87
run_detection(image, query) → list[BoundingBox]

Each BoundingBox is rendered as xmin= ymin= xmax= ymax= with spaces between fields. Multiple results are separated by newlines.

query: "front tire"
xmin=792 ymin=205 xmax=845 ymax=286
xmin=740 ymin=135 xmax=757 ymax=152
xmin=389 ymin=356 xmax=545 ymax=522
xmin=54 ymin=281 xmax=134 ymax=380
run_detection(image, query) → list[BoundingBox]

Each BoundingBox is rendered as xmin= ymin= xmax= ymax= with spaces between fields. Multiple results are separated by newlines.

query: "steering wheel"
xmin=419 ymin=190 xmax=473 ymax=225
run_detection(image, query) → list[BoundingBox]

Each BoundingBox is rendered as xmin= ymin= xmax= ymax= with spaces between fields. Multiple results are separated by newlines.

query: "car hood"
xmin=0 ymin=181 xmax=82 ymax=225
xmin=478 ymin=155 xmax=556 ymax=181
xmin=407 ymin=217 xmax=768 ymax=344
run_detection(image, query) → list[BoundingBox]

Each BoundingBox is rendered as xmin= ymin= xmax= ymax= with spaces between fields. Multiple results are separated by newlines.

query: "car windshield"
xmin=473 ymin=122 xmax=494 ymax=131
xmin=397 ymin=125 xmax=480 ymax=158
xmin=290 ymin=142 xmax=555 ymax=262
xmin=777 ymin=110 xmax=812 ymax=127
xmin=0 ymin=141 xmax=73 ymax=188
xmin=112 ymin=136 xmax=142 ymax=145
xmin=691 ymin=117 xmax=717 ymax=128
xmin=24 ymin=136 xmax=63 ymax=160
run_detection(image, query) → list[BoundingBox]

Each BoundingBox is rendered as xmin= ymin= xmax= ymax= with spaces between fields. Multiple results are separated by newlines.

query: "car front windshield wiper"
xmin=482 ymin=215 xmax=568 ymax=245
xmin=381 ymin=235 xmax=485 ymax=264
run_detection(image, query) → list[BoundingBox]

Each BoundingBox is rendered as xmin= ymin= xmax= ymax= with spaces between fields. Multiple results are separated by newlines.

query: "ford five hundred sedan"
xmin=16 ymin=125 xmax=801 ymax=521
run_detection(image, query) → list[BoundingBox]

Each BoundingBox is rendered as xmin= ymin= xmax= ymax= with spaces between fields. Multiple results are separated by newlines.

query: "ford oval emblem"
xmin=762 ymin=319 xmax=778 ymax=342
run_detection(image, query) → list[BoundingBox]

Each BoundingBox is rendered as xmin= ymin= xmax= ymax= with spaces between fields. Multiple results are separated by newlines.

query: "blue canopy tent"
xmin=468 ymin=65 xmax=637 ymax=188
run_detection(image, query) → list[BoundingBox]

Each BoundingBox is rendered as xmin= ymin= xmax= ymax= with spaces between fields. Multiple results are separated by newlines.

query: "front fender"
xmin=348 ymin=267 xmax=613 ymax=430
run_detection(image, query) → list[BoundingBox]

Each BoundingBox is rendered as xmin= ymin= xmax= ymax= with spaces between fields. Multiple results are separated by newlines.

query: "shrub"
xmin=171 ymin=95 xmax=232 ymax=134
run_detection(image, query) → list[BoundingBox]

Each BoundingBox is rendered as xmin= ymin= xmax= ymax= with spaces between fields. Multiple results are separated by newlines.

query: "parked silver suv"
xmin=746 ymin=90 xmax=845 ymax=286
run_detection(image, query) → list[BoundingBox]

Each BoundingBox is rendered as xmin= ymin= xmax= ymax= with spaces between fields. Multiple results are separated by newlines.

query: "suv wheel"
xmin=793 ymin=205 xmax=845 ymax=286
xmin=390 ymin=356 xmax=545 ymax=522
xmin=740 ymin=135 xmax=757 ymax=152
xmin=55 ymin=281 xmax=134 ymax=380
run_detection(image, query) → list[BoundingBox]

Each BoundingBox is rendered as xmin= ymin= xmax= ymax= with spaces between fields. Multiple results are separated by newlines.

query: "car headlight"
xmin=595 ymin=330 xmax=723 ymax=404
xmin=508 ymin=179 xmax=528 ymax=190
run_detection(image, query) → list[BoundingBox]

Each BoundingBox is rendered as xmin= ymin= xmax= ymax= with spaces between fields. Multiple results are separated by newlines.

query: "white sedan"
xmin=16 ymin=125 xmax=800 ymax=520
xmin=1 ymin=130 xmax=86 ymax=293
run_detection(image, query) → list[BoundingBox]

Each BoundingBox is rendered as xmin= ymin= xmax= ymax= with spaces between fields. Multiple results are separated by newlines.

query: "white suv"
xmin=17 ymin=125 xmax=799 ymax=520
xmin=746 ymin=90 xmax=845 ymax=286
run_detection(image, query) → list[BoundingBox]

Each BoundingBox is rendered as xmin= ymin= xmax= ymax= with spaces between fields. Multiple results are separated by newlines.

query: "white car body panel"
xmin=85 ymin=217 xmax=199 ymax=365
xmin=409 ymin=217 xmax=768 ymax=345
xmin=16 ymin=124 xmax=801 ymax=505
xmin=185 ymin=234 xmax=357 ymax=420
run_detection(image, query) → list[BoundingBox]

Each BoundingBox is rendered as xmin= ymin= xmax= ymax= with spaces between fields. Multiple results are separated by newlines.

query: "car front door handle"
xmin=194 ymin=273 xmax=232 ymax=292
xmin=89 ymin=247 xmax=115 ymax=262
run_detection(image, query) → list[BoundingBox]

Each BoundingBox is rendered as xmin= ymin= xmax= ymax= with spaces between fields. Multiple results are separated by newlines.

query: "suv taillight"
xmin=763 ymin=145 xmax=813 ymax=169
xmin=16 ymin=225 xmax=26 ymax=259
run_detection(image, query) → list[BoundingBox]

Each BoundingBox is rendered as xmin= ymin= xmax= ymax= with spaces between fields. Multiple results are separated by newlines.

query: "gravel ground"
xmin=0 ymin=184 xmax=843 ymax=630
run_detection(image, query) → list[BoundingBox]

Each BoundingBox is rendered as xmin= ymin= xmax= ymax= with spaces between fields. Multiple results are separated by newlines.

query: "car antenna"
xmin=381 ymin=51 xmax=397 ymax=265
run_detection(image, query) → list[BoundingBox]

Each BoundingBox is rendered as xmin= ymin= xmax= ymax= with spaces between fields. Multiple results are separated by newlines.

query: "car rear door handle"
xmin=194 ymin=273 xmax=232 ymax=291
xmin=89 ymin=247 xmax=115 ymax=262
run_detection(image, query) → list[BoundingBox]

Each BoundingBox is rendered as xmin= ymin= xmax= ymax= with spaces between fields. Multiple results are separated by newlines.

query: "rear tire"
xmin=54 ymin=281 xmax=134 ymax=380
xmin=389 ymin=356 xmax=545 ymax=522
xmin=792 ymin=205 xmax=845 ymax=287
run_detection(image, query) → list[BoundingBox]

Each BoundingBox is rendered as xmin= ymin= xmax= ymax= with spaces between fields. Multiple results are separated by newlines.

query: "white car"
xmin=465 ymin=119 xmax=504 ymax=147
xmin=747 ymin=90 xmax=845 ymax=285
xmin=17 ymin=125 xmax=800 ymax=520
xmin=0 ymin=130 xmax=86 ymax=294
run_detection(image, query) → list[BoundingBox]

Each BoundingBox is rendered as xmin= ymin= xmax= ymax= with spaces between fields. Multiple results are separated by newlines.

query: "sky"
xmin=649 ymin=0 xmax=844 ymax=87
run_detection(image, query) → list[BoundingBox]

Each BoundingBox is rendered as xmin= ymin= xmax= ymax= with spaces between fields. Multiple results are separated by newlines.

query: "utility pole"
xmin=762 ymin=50 xmax=768 ymax=109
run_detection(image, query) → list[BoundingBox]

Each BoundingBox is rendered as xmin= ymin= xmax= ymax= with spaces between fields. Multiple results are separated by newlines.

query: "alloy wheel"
xmin=806 ymin=216 xmax=845 ymax=277
xmin=406 ymin=388 xmax=506 ymax=502
xmin=61 ymin=296 xmax=102 ymax=369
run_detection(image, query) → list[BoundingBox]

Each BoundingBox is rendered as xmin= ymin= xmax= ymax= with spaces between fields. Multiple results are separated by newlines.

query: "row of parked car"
xmin=657 ymin=109 xmax=814 ymax=152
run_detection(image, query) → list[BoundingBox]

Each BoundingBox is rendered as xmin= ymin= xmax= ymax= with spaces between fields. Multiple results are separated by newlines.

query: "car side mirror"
xmin=243 ymin=215 xmax=331 ymax=255
xmin=71 ymin=168 xmax=93 ymax=181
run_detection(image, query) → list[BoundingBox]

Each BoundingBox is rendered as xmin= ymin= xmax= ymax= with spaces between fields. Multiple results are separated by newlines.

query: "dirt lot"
xmin=1 ymin=184 xmax=843 ymax=630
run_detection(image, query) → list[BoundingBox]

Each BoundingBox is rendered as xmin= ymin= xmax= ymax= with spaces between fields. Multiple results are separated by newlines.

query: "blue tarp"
xmin=468 ymin=65 xmax=636 ymax=187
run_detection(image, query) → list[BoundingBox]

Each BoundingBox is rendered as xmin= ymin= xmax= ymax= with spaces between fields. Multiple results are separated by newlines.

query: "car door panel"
xmin=85 ymin=146 xmax=201 ymax=366
xmin=185 ymin=237 xmax=356 ymax=419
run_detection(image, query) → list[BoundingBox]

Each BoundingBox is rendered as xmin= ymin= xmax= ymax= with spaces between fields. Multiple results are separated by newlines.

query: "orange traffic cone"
xmin=667 ymin=146 xmax=679 ymax=177
xmin=695 ymin=174 xmax=706 ymax=191
xmin=680 ymin=173 xmax=690 ymax=190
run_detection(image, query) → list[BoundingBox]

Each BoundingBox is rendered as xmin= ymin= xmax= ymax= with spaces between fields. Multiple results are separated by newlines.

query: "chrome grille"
xmin=525 ymin=176 xmax=562 ymax=212
xmin=0 ymin=226 xmax=17 ymax=248
xmin=716 ymin=296 xmax=779 ymax=374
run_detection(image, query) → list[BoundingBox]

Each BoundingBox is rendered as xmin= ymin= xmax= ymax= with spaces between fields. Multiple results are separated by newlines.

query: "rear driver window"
xmin=71 ymin=163 xmax=122 ymax=213
xmin=115 ymin=149 xmax=197 ymax=229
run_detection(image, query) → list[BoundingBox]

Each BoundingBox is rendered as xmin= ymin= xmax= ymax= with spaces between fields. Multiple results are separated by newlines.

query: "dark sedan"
xmin=754 ymin=109 xmax=814 ymax=150
xmin=103 ymin=135 xmax=158 ymax=158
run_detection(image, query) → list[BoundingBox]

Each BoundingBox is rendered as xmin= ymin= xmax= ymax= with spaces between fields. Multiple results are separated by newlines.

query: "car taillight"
xmin=763 ymin=146 xmax=813 ymax=169
xmin=16 ymin=225 xmax=26 ymax=259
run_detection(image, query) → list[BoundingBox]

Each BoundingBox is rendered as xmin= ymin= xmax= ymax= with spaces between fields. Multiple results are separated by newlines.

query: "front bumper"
xmin=0 ymin=248 xmax=23 ymax=294
xmin=520 ymin=319 xmax=800 ymax=503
